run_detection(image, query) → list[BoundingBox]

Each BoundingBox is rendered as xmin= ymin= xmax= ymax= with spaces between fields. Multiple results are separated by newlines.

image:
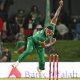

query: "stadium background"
xmin=0 ymin=0 xmax=80 ymax=79
xmin=0 ymin=0 xmax=80 ymax=62
xmin=8 ymin=0 xmax=80 ymax=17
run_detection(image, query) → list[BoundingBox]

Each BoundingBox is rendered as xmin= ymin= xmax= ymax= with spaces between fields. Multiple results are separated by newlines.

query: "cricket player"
xmin=13 ymin=0 xmax=63 ymax=73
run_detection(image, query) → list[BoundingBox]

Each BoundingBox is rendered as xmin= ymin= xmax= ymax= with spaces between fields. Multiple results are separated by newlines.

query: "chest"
xmin=33 ymin=30 xmax=49 ymax=42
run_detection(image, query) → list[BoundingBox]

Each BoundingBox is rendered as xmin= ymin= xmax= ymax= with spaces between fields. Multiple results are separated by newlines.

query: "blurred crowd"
xmin=0 ymin=0 xmax=80 ymax=62
xmin=0 ymin=1 xmax=80 ymax=43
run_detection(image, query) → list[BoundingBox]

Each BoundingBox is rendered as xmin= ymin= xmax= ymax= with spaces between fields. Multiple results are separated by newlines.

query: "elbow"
xmin=51 ymin=18 xmax=57 ymax=25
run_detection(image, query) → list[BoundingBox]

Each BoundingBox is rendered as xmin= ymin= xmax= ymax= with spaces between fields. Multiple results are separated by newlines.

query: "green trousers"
xmin=17 ymin=37 xmax=45 ymax=70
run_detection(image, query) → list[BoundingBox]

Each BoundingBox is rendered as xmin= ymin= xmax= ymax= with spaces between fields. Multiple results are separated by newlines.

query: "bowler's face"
xmin=45 ymin=28 xmax=53 ymax=37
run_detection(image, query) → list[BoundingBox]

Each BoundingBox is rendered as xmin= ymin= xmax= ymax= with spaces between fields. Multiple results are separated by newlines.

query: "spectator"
xmin=56 ymin=21 xmax=69 ymax=39
xmin=28 ymin=5 xmax=41 ymax=26
xmin=0 ymin=1 xmax=4 ymax=41
xmin=15 ymin=28 xmax=25 ymax=41
xmin=0 ymin=41 xmax=3 ymax=56
xmin=0 ymin=17 xmax=3 ymax=37
xmin=24 ymin=19 xmax=35 ymax=37
xmin=33 ymin=24 xmax=43 ymax=34
xmin=15 ymin=28 xmax=25 ymax=54
xmin=75 ymin=20 xmax=80 ymax=40
xmin=71 ymin=16 xmax=80 ymax=40
xmin=1 ymin=30 xmax=7 ymax=42
xmin=0 ymin=48 xmax=12 ymax=62
xmin=9 ymin=9 xmax=25 ymax=36
xmin=15 ymin=9 xmax=25 ymax=28
xmin=71 ymin=16 xmax=78 ymax=40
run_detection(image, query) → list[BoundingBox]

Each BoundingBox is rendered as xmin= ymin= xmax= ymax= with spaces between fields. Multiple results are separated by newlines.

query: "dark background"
xmin=1 ymin=0 xmax=79 ymax=17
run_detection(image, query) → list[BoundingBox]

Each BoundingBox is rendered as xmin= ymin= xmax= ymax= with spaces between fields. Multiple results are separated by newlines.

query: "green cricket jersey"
xmin=32 ymin=24 xmax=56 ymax=47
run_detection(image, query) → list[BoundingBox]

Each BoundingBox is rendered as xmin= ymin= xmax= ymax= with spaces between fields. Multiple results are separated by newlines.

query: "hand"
xmin=39 ymin=41 xmax=46 ymax=48
xmin=59 ymin=0 xmax=63 ymax=7
xmin=52 ymin=38 xmax=56 ymax=42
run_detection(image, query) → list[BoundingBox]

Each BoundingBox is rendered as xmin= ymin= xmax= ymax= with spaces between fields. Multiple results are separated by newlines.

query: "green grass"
xmin=3 ymin=40 xmax=80 ymax=62
xmin=54 ymin=40 xmax=80 ymax=61
xmin=0 ymin=78 xmax=80 ymax=80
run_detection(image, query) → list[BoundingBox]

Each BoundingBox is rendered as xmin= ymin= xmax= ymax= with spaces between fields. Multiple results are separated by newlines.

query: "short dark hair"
xmin=47 ymin=26 xmax=53 ymax=30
